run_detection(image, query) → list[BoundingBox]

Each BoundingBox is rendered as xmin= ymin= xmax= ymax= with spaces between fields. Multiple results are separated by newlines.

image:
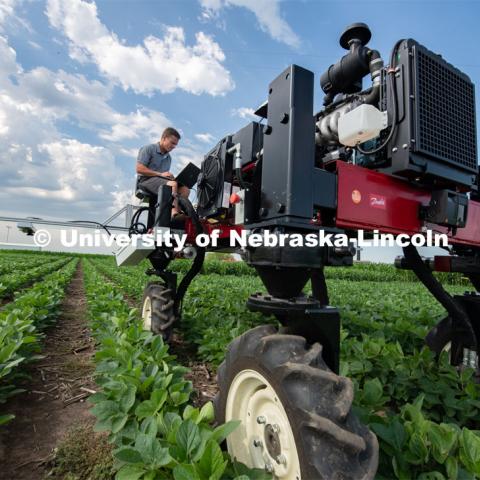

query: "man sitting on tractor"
xmin=136 ymin=127 xmax=189 ymax=217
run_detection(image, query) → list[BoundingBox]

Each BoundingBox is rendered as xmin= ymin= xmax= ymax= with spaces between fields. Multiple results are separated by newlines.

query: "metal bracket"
xmin=247 ymin=293 xmax=340 ymax=373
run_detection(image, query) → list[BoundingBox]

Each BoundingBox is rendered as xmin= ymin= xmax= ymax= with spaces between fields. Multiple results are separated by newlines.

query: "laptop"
xmin=175 ymin=162 xmax=201 ymax=188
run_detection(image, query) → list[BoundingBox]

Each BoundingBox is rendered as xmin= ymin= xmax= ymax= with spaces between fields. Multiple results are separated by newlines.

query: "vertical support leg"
xmin=311 ymin=268 xmax=329 ymax=305
xmin=154 ymin=185 xmax=173 ymax=228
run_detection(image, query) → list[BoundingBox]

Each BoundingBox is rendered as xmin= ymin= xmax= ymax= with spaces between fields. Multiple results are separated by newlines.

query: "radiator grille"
xmin=416 ymin=48 xmax=477 ymax=171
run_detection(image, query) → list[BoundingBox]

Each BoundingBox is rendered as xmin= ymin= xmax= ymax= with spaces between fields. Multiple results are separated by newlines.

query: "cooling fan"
xmin=197 ymin=149 xmax=223 ymax=215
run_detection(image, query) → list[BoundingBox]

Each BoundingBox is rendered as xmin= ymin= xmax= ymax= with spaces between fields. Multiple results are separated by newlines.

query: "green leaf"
xmin=151 ymin=389 xmax=168 ymax=410
xmin=176 ymin=419 xmax=202 ymax=461
xmin=230 ymin=460 xmax=272 ymax=480
xmin=173 ymin=464 xmax=201 ymax=480
xmin=446 ymin=457 xmax=458 ymax=480
xmin=91 ymin=400 xmax=119 ymax=421
xmin=197 ymin=402 xmax=214 ymax=424
xmin=135 ymin=432 xmax=171 ymax=466
xmin=111 ymin=413 xmax=129 ymax=434
xmin=140 ymin=416 xmax=158 ymax=437
xmin=371 ymin=418 xmax=406 ymax=451
xmin=116 ymin=464 xmax=146 ymax=480
xmin=0 ymin=414 xmax=15 ymax=425
xmin=114 ymin=447 xmax=143 ymax=464
xmin=197 ymin=440 xmax=227 ymax=480
xmin=211 ymin=420 xmax=240 ymax=443
xmin=428 ymin=423 xmax=457 ymax=464
xmin=135 ymin=401 xmax=155 ymax=420
xmin=183 ymin=405 xmax=198 ymax=422
xmin=459 ymin=428 xmax=480 ymax=476
xmin=120 ymin=385 xmax=137 ymax=413
xmin=362 ymin=378 xmax=384 ymax=406
xmin=417 ymin=472 xmax=446 ymax=480
xmin=408 ymin=432 xmax=429 ymax=464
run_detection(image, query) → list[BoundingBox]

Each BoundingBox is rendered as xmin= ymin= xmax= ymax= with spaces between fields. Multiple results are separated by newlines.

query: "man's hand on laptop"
xmin=160 ymin=172 xmax=174 ymax=179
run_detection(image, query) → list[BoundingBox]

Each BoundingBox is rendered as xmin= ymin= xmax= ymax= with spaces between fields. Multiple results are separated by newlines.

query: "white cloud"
xmin=0 ymin=0 xmax=33 ymax=34
xmin=173 ymin=145 xmax=205 ymax=171
xmin=200 ymin=0 xmax=300 ymax=48
xmin=0 ymin=35 xmax=145 ymax=220
xmin=231 ymin=107 xmax=257 ymax=120
xmin=1 ymin=139 xmax=133 ymax=219
xmin=0 ymin=49 xmax=172 ymax=144
xmin=100 ymin=109 xmax=170 ymax=142
xmin=0 ymin=0 xmax=17 ymax=29
xmin=28 ymin=40 xmax=41 ymax=49
xmin=46 ymin=0 xmax=234 ymax=96
xmin=195 ymin=133 xmax=215 ymax=144
xmin=0 ymin=34 xmax=21 ymax=79
xmin=38 ymin=139 xmax=125 ymax=199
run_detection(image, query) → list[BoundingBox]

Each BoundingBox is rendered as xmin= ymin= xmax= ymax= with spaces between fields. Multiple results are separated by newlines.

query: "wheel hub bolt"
xmin=265 ymin=463 xmax=274 ymax=473
xmin=256 ymin=415 xmax=266 ymax=424
xmin=253 ymin=439 xmax=263 ymax=448
xmin=276 ymin=454 xmax=287 ymax=465
xmin=271 ymin=424 xmax=280 ymax=434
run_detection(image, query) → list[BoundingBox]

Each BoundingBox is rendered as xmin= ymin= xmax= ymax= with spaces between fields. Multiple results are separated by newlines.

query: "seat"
xmin=135 ymin=177 xmax=153 ymax=202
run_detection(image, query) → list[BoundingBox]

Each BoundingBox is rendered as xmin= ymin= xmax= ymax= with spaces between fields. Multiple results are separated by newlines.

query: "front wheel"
xmin=141 ymin=283 xmax=176 ymax=341
xmin=214 ymin=325 xmax=378 ymax=480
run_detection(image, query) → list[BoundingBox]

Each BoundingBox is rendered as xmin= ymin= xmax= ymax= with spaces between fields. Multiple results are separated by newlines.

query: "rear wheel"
xmin=214 ymin=325 xmax=378 ymax=479
xmin=141 ymin=283 xmax=176 ymax=341
xmin=426 ymin=315 xmax=479 ymax=370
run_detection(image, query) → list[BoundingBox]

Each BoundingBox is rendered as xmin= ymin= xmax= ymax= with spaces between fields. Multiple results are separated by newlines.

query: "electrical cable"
xmin=356 ymin=39 xmax=404 ymax=156
xmin=127 ymin=206 xmax=150 ymax=235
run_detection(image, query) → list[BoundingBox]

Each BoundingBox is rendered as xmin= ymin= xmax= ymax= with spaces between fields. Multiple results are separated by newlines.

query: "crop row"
xmin=120 ymin=256 xmax=470 ymax=285
xmin=0 ymin=257 xmax=71 ymax=299
xmin=83 ymin=260 xmax=268 ymax=480
xmin=91 ymin=257 xmax=480 ymax=478
xmin=88 ymin=257 xmax=466 ymax=360
xmin=0 ymin=259 xmax=78 ymax=425
xmin=0 ymin=255 xmax=62 ymax=276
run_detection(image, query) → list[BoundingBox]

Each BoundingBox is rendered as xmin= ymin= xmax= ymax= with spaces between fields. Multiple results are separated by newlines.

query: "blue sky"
xmin=0 ymin=0 xmax=479 ymax=226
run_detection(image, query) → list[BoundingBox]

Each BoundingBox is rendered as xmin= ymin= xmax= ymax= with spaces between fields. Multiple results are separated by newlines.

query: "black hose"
xmin=235 ymin=167 xmax=250 ymax=190
xmin=361 ymin=49 xmax=383 ymax=105
xmin=356 ymin=39 xmax=404 ymax=156
xmin=403 ymin=244 xmax=477 ymax=350
xmin=128 ymin=207 xmax=150 ymax=235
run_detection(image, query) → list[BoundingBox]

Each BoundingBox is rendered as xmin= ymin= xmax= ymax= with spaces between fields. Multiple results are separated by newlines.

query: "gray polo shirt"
xmin=137 ymin=143 xmax=172 ymax=181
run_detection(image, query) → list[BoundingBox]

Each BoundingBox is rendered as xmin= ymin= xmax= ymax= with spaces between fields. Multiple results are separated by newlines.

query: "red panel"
xmin=185 ymin=219 xmax=243 ymax=243
xmin=335 ymin=162 xmax=480 ymax=247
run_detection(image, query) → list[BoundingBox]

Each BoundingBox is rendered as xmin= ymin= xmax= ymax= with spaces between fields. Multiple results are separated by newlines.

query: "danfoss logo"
xmin=369 ymin=194 xmax=386 ymax=209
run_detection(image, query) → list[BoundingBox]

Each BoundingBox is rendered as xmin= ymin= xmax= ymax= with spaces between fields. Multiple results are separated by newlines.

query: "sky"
xmin=0 ymin=0 xmax=479 ymax=260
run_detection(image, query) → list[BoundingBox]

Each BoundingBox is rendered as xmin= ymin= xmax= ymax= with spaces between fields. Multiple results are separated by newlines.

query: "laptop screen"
xmin=175 ymin=162 xmax=201 ymax=188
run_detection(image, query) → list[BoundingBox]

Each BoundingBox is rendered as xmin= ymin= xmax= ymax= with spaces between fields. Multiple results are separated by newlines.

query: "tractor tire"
xmin=214 ymin=325 xmax=378 ymax=480
xmin=141 ymin=283 xmax=176 ymax=341
xmin=426 ymin=316 xmax=476 ymax=368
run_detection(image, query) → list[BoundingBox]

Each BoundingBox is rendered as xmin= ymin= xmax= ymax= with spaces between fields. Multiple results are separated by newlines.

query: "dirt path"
xmin=0 ymin=261 xmax=96 ymax=480
xmin=169 ymin=333 xmax=219 ymax=408
xmin=94 ymin=267 xmax=219 ymax=407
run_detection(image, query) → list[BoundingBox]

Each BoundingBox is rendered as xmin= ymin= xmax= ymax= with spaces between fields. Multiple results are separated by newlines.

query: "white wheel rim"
xmin=225 ymin=369 xmax=301 ymax=480
xmin=142 ymin=296 xmax=152 ymax=330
